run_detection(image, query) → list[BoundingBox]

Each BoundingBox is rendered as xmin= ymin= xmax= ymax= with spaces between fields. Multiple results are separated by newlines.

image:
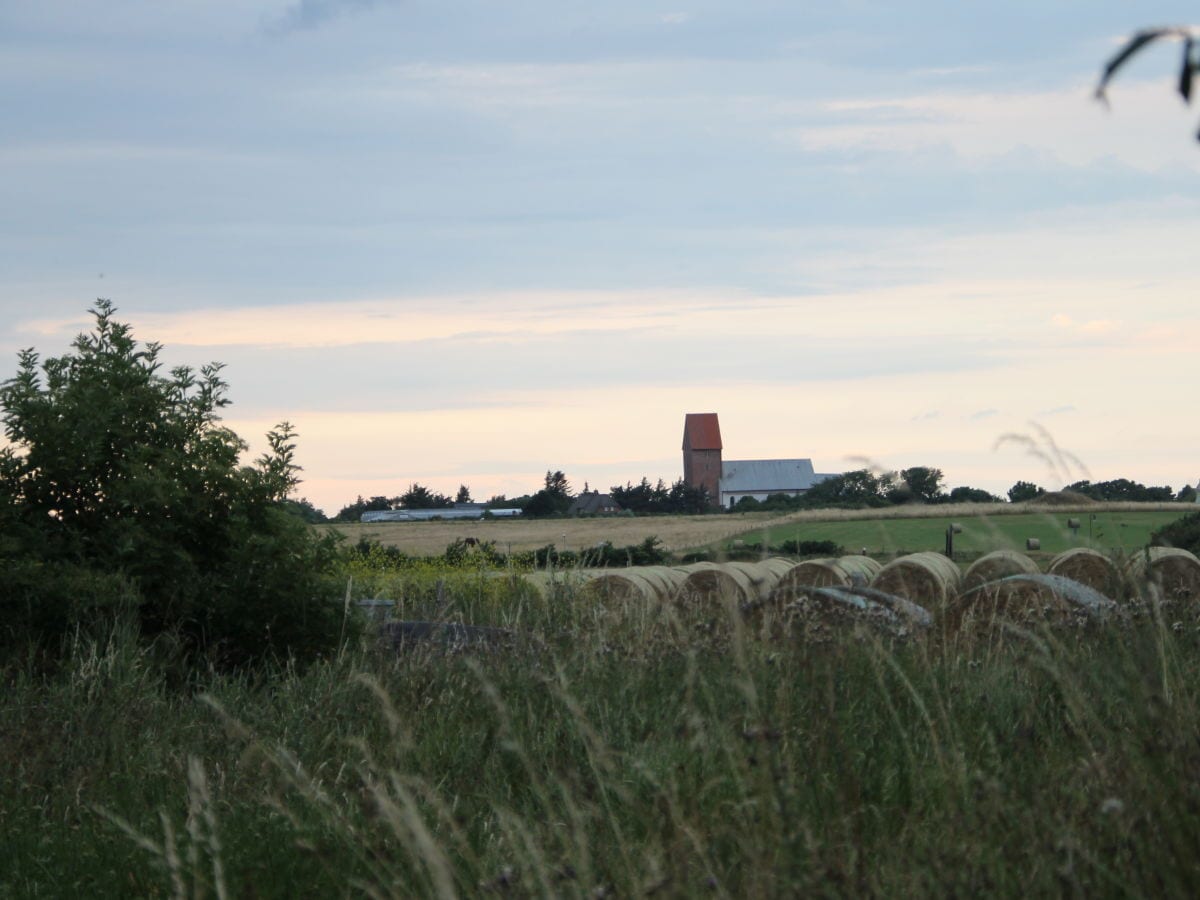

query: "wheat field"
xmin=322 ymin=511 xmax=799 ymax=555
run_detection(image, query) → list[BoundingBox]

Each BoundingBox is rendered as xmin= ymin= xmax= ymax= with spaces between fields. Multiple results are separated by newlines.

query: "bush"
xmin=0 ymin=301 xmax=348 ymax=667
xmin=777 ymin=539 xmax=844 ymax=557
xmin=1151 ymin=511 xmax=1200 ymax=556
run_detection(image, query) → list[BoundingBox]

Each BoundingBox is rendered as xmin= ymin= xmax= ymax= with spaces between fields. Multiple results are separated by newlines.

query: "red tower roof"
xmin=682 ymin=413 xmax=722 ymax=451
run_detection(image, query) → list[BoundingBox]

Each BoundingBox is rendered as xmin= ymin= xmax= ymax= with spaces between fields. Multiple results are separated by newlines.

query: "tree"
xmin=891 ymin=467 xmax=944 ymax=504
xmin=520 ymin=470 xmax=574 ymax=518
xmin=399 ymin=482 xmax=452 ymax=509
xmin=455 ymin=484 xmax=472 ymax=504
xmin=1179 ymin=484 xmax=1198 ymax=503
xmin=0 ymin=301 xmax=346 ymax=665
xmin=334 ymin=495 xmax=393 ymax=522
xmin=802 ymin=469 xmax=892 ymax=508
xmin=946 ymin=486 xmax=1002 ymax=504
xmin=609 ymin=476 xmax=710 ymax=515
xmin=1007 ymin=481 xmax=1045 ymax=503
xmin=1064 ymin=478 xmax=1174 ymax=502
xmin=282 ymin=496 xmax=329 ymax=523
xmin=543 ymin=470 xmax=572 ymax=498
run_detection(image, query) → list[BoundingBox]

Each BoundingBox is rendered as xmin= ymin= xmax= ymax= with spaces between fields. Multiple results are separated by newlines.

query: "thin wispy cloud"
xmin=265 ymin=0 xmax=394 ymax=34
xmin=1050 ymin=314 xmax=1120 ymax=335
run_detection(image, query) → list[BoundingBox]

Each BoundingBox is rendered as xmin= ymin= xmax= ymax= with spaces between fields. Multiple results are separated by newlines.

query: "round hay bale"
xmin=871 ymin=552 xmax=962 ymax=612
xmin=772 ymin=558 xmax=845 ymax=597
xmin=584 ymin=571 xmax=659 ymax=605
xmin=677 ymin=564 xmax=756 ymax=607
xmin=1047 ymin=548 xmax=1121 ymax=598
xmin=962 ymin=551 xmax=1040 ymax=594
xmin=634 ymin=565 xmax=692 ymax=601
xmin=769 ymin=556 xmax=884 ymax=605
xmin=726 ymin=558 xmax=794 ymax=602
xmin=514 ymin=569 xmax=594 ymax=601
xmin=763 ymin=556 xmax=878 ymax=607
xmin=1125 ymin=547 xmax=1200 ymax=604
xmin=836 ymin=555 xmax=883 ymax=586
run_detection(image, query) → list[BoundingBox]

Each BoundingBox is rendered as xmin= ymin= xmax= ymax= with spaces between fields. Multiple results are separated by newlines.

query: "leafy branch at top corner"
xmin=1096 ymin=26 xmax=1200 ymax=140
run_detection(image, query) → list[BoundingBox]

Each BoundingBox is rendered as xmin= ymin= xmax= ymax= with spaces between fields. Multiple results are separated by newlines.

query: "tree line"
xmin=730 ymin=468 xmax=1190 ymax=512
xmin=331 ymin=465 xmax=1194 ymax=521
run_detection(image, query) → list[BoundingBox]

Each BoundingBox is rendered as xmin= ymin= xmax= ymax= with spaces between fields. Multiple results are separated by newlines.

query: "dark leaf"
xmin=1180 ymin=37 xmax=1195 ymax=101
xmin=1096 ymin=27 xmax=1185 ymax=103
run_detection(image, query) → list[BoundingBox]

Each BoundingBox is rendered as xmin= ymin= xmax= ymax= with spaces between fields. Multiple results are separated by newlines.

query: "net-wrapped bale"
xmin=946 ymin=573 xmax=1119 ymax=635
xmin=1125 ymin=547 xmax=1200 ymax=606
xmin=780 ymin=586 xmax=918 ymax=643
xmin=1047 ymin=548 xmax=1121 ymax=599
xmin=870 ymin=552 xmax=962 ymax=613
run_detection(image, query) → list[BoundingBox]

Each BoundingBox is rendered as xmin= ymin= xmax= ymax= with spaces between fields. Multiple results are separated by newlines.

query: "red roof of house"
xmin=682 ymin=413 xmax=722 ymax=451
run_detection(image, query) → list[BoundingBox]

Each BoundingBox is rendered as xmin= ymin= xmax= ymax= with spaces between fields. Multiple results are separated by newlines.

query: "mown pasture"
xmin=733 ymin=507 xmax=1191 ymax=558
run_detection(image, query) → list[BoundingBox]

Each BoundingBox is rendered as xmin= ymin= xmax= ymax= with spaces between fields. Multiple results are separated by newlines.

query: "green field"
xmin=725 ymin=507 xmax=1192 ymax=558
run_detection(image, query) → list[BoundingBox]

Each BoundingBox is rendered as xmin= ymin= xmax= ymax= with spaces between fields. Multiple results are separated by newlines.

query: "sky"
xmin=3 ymin=1 xmax=1199 ymax=514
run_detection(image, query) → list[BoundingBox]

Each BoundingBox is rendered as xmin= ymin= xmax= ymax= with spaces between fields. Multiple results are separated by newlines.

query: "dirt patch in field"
xmin=322 ymin=512 xmax=799 ymax=557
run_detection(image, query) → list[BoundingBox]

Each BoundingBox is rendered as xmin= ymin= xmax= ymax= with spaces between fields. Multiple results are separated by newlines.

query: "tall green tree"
xmin=0 ymin=301 xmax=346 ymax=665
xmin=1007 ymin=480 xmax=1045 ymax=503
xmin=399 ymin=482 xmax=452 ymax=509
xmin=890 ymin=467 xmax=944 ymax=504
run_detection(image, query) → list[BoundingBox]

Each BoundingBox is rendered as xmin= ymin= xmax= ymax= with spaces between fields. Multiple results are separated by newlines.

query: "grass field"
xmin=732 ymin=506 xmax=1192 ymax=558
xmin=324 ymin=502 xmax=1193 ymax=559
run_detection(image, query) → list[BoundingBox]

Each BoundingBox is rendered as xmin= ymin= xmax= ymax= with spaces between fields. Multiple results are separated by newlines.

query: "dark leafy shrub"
xmin=1151 ymin=512 xmax=1200 ymax=556
xmin=777 ymin=539 xmax=844 ymax=557
xmin=0 ymin=301 xmax=350 ymax=667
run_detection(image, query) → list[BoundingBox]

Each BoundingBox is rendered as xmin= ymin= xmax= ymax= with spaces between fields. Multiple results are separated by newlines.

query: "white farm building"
xmin=682 ymin=413 xmax=837 ymax=508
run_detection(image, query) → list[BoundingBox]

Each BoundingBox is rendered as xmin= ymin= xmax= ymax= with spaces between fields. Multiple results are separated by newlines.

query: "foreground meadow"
xmin=6 ymin=565 xmax=1200 ymax=897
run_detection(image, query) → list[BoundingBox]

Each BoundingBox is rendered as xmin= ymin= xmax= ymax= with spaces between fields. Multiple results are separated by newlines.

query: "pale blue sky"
xmin=3 ymin=2 xmax=1198 ymax=512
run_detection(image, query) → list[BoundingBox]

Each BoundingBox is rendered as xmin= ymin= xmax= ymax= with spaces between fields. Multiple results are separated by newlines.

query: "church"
xmin=682 ymin=413 xmax=837 ymax=509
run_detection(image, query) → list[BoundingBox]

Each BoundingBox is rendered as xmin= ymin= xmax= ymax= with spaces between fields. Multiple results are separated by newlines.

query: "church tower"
xmin=682 ymin=413 xmax=723 ymax=504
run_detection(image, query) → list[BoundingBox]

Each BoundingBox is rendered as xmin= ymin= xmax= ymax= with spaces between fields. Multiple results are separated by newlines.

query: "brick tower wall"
xmin=684 ymin=448 xmax=722 ymax=503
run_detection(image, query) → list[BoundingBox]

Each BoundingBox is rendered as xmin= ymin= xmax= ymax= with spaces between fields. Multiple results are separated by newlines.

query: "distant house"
xmin=568 ymin=491 xmax=623 ymax=516
xmin=682 ymin=412 xmax=838 ymax=509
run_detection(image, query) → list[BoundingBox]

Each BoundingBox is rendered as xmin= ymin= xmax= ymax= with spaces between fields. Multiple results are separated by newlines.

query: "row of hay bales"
xmin=518 ymin=546 xmax=1200 ymax=634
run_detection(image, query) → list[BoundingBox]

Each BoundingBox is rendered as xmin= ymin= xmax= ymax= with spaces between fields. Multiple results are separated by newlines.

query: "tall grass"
xmin=5 ymin=576 xmax=1200 ymax=897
